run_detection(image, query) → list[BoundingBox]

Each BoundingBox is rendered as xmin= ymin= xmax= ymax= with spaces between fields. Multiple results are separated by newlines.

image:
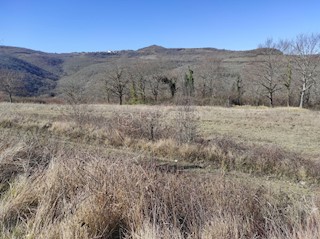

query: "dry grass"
xmin=1 ymin=103 xmax=320 ymax=182
xmin=0 ymin=133 xmax=319 ymax=239
xmin=1 ymin=103 xmax=320 ymax=238
xmin=199 ymin=106 xmax=320 ymax=158
xmin=1 ymin=103 xmax=320 ymax=157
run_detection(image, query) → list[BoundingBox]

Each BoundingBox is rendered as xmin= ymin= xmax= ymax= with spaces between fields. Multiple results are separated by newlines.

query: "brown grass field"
xmin=1 ymin=103 xmax=320 ymax=238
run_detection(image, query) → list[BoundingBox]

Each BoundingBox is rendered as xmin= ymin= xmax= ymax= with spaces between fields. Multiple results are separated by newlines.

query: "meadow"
xmin=1 ymin=103 xmax=320 ymax=238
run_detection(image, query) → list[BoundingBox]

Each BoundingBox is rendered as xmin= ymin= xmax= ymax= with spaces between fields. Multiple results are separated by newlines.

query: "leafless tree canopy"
xmin=106 ymin=66 xmax=129 ymax=105
xmin=0 ymin=69 xmax=24 ymax=103
xmin=290 ymin=33 xmax=320 ymax=107
xmin=254 ymin=38 xmax=283 ymax=107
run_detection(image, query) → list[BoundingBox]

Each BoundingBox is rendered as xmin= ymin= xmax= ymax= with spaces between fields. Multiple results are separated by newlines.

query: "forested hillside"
xmin=1 ymin=35 xmax=320 ymax=107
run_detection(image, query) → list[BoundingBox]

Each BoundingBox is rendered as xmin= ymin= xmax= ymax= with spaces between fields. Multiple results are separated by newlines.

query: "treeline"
xmin=1 ymin=33 xmax=320 ymax=108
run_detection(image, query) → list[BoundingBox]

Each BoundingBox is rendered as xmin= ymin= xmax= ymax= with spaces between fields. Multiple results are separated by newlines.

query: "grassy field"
xmin=2 ymin=103 xmax=320 ymax=157
xmin=1 ymin=103 xmax=320 ymax=238
xmin=199 ymin=106 xmax=320 ymax=158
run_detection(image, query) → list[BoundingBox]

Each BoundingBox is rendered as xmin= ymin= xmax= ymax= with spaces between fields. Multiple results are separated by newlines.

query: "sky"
xmin=0 ymin=0 xmax=319 ymax=53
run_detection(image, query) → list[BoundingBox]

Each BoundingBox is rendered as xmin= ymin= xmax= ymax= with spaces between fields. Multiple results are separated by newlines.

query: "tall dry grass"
xmin=0 ymin=132 xmax=320 ymax=238
xmin=1 ymin=104 xmax=320 ymax=238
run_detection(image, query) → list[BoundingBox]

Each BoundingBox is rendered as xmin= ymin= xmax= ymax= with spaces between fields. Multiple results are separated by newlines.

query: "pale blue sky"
xmin=0 ymin=0 xmax=319 ymax=53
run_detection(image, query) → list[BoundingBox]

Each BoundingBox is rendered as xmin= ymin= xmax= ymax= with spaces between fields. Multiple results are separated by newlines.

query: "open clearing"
xmin=1 ymin=103 xmax=320 ymax=238
xmin=1 ymin=103 xmax=320 ymax=157
xmin=199 ymin=106 xmax=320 ymax=158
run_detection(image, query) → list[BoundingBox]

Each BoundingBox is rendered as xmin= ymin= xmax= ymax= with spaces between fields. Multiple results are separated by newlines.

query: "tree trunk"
xmin=269 ymin=92 xmax=273 ymax=107
xmin=107 ymin=91 xmax=110 ymax=103
xmin=170 ymin=83 xmax=176 ymax=98
xmin=9 ymin=93 xmax=13 ymax=103
xmin=299 ymin=81 xmax=306 ymax=108
xmin=237 ymin=87 xmax=241 ymax=105
xmin=299 ymin=91 xmax=304 ymax=108
xmin=287 ymin=90 xmax=290 ymax=107
xmin=119 ymin=95 xmax=123 ymax=105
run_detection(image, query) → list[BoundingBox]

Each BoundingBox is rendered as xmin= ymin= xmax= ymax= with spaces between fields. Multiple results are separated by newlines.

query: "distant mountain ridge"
xmin=0 ymin=45 xmax=280 ymax=96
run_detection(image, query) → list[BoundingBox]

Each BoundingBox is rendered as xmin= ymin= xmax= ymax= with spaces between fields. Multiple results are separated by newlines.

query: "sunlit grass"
xmin=1 ymin=103 xmax=320 ymax=238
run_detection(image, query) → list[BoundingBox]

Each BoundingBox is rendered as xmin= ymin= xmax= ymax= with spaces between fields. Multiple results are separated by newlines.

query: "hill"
xmin=0 ymin=45 xmax=286 ymax=102
xmin=0 ymin=46 xmax=63 ymax=95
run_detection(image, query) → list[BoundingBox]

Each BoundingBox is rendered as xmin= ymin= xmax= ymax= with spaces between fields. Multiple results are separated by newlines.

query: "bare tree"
xmin=58 ymin=76 xmax=92 ymax=125
xmin=128 ymin=77 xmax=138 ymax=103
xmin=59 ymin=77 xmax=87 ymax=105
xmin=196 ymin=59 xmax=225 ymax=101
xmin=134 ymin=63 xmax=149 ymax=103
xmin=282 ymin=63 xmax=293 ymax=107
xmin=128 ymin=63 xmax=144 ymax=103
xmin=160 ymin=75 xmax=178 ymax=98
xmin=148 ymin=74 xmax=163 ymax=102
xmin=290 ymin=33 xmax=320 ymax=108
xmin=183 ymin=67 xmax=195 ymax=97
xmin=277 ymin=39 xmax=294 ymax=107
xmin=0 ymin=69 xmax=24 ymax=103
xmin=106 ymin=66 xmax=129 ymax=105
xmin=255 ymin=39 xmax=283 ymax=107
xmin=230 ymin=74 xmax=245 ymax=105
